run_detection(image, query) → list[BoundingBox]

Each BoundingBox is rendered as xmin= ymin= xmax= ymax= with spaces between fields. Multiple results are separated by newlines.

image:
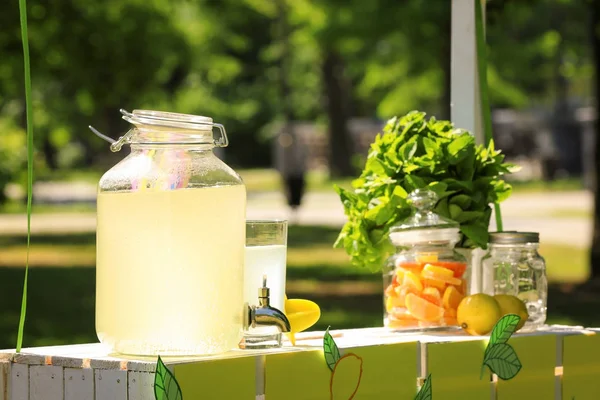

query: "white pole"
xmin=451 ymin=0 xmax=487 ymax=293
xmin=451 ymin=0 xmax=485 ymax=145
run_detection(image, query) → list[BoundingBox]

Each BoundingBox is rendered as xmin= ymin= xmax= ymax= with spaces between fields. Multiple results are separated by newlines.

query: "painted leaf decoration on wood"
xmin=415 ymin=373 xmax=432 ymax=400
xmin=483 ymin=343 xmax=522 ymax=380
xmin=154 ymin=355 xmax=183 ymax=400
xmin=485 ymin=314 xmax=520 ymax=359
xmin=323 ymin=327 xmax=341 ymax=372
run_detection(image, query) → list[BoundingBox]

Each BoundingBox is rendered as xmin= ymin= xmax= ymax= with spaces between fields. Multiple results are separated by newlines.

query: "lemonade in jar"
xmin=95 ymin=109 xmax=246 ymax=356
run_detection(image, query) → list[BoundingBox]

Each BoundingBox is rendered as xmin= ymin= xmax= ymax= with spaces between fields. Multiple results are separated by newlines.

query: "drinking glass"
xmin=242 ymin=220 xmax=288 ymax=348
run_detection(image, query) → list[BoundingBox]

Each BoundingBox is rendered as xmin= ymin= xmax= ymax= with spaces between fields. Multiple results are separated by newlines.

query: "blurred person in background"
xmin=274 ymin=128 xmax=308 ymax=223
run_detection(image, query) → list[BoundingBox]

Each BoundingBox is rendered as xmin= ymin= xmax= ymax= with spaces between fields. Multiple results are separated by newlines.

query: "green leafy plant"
xmin=154 ymin=356 xmax=184 ymax=400
xmin=415 ymin=373 xmax=432 ymax=400
xmin=334 ymin=111 xmax=516 ymax=272
xmin=16 ymin=0 xmax=34 ymax=353
xmin=480 ymin=314 xmax=522 ymax=380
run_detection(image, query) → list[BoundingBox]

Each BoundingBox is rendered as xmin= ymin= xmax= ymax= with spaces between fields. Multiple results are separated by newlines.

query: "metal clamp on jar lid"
xmin=388 ymin=188 xmax=461 ymax=246
xmin=488 ymin=231 xmax=539 ymax=244
xmin=88 ymin=109 xmax=228 ymax=152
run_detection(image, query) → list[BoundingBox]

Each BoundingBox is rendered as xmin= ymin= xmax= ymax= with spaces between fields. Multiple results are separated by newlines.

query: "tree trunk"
xmin=322 ymin=48 xmax=354 ymax=177
xmin=589 ymin=0 xmax=600 ymax=280
xmin=42 ymin=135 xmax=58 ymax=170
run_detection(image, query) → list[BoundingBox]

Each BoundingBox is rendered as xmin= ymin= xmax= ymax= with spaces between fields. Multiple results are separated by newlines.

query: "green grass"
xmin=509 ymin=177 xmax=584 ymax=193
xmin=239 ymin=168 xmax=353 ymax=193
xmin=547 ymin=209 xmax=591 ymax=219
xmin=0 ymin=201 xmax=96 ymax=215
xmin=0 ymin=225 xmax=595 ymax=349
xmin=0 ymin=169 xmax=585 ymax=215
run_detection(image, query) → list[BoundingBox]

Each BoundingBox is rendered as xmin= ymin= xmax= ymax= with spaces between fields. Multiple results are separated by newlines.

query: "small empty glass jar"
xmin=481 ymin=232 xmax=523 ymax=296
xmin=520 ymin=232 xmax=547 ymax=329
xmin=482 ymin=232 xmax=547 ymax=330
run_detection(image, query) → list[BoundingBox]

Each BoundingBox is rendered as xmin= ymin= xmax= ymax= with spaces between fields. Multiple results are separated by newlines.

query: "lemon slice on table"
xmin=283 ymin=295 xmax=321 ymax=346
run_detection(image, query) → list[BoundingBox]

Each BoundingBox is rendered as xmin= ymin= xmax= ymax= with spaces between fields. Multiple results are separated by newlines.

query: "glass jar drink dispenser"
xmin=383 ymin=189 xmax=469 ymax=331
xmin=95 ymin=109 xmax=246 ymax=356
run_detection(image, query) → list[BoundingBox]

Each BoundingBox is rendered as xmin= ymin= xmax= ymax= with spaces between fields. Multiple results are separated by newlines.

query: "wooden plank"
xmin=562 ymin=333 xmax=600 ymax=400
xmin=13 ymin=353 xmax=44 ymax=366
xmin=265 ymin=349 xmax=328 ymax=399
xmin=64 ymin=368 xmax=94 ymax=400
xmin=174 ymin=357 xmax=256 ymax=399
xmin=0 ymin=361 xmax=9 ymax=400
xmin=265 ymin=342 xmax=418 ymax=400
xmin=496 ymin=335 xmax=556 ymax=399
xmin=426 ymin=339 xmax=492 ymax=400
xmin=10 ymin=363 xmax=29 ymax=400
xmin=128 ymin=371 xmax=154 ymax=400
xmin=29 ymin=365 xmax=63 ymax=400
xmin=95 ymin=369 xmax=127 ymax=399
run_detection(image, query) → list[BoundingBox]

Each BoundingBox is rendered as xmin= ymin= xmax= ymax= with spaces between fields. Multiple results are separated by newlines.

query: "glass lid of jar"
xmin=389 ymin=188 xmax=460 ymax=245
xmin=122 ymin=109 xmax=213 ymax=131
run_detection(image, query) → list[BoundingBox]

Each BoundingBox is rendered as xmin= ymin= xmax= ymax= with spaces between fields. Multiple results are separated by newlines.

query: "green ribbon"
xmin=17 ymin=0 xmax=34 ymax=353
xmin=475 ymin=0 xmax=503 ymax=231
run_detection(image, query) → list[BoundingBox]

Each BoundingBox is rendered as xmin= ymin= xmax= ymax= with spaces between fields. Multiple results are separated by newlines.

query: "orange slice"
xmin=395 ymin=268 xmax=405 ymax=283
xmin=385 ymin=295 xmax=405 ymax=312
xmin=459 ymin=279 xmax=468 ymax=294
xmin=445 ymin=308 xmax=457 ymax=318
xmin=388 ymin=317 xmax=419 ymax=329
xmin=436 ymin=261 xmax=468 ymax=278
xmin=395 ymin=261 xmax=425 ymax=274
xmin=442 ymin=286 xmax=464 ymax=310
xmin=418 ymin=320 xmax=441 ymax=328
xmin=390 ymin=307 xmax=412 ymax=320
xmin=403 ymin=271 xmax=423 ymax=292
xmin=422 ymin=264 xmax=454 ymax=278
xmin=421 ymin=268 xmax=462 ymax=286
xmin=405 ymin=293 xmax=445 ymax=322
xmin=415 ymin=253 xmax=438 ymax=264
xmin=394 ymin=286 xmax=419 ymax=307
xmin=422 ymin=278 xmax=447 ymax=292
xmin=443 ymin=316 xmax=458 ymax=326
xmin=421 ymin=287 xmax=442 ymax=306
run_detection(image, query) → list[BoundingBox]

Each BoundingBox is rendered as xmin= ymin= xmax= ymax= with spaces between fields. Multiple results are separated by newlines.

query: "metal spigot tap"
xmin=244 ymin=275 xmax=291 ymax=333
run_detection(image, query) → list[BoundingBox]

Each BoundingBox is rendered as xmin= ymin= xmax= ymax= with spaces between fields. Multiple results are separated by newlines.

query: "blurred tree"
xmin=0 ymin=0 xmax=596 ymax=191
xmin=589 ymin=0 xmax=600 ymax=282
xmin=0 ymin=0 xmax=192 ymax=171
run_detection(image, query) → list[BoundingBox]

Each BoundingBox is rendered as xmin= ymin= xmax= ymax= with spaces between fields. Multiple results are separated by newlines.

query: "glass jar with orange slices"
xmin=383 ymin=189 xmax=469 ymax=331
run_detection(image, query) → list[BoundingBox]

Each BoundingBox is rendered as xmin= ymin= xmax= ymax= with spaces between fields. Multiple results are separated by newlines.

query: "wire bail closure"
xmin=89 ymin=109 xmax=229 ymax=152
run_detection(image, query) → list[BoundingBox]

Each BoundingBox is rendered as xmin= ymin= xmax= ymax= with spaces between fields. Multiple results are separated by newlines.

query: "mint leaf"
xmin=415 ymin=373 xmax=432 ymax=400
xmin=154 ymin=356 xmax=183 ymax=400
xmin=447 ymin=134 xmax=474 ymax=158
xmin=423 ymin=137 xmax=439 ymax=157
xmin=483 ymin=343 xmax=522 ymax=380
xmin=449 ymin=194 xmax=472 ymax=210
xmin=333 ymin=108 xmax=516 ymax=271
xmin=459 ymin=222 xmax=489 ymax=249
xmin=323 ymin=327 xmax=341 ymax=371
xmin=487 ymin=314 xmax=521 ymax=351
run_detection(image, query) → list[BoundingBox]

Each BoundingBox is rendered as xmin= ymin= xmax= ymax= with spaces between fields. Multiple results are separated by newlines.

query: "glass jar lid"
xmin=389 ymin=188 xmax=460 ymax=245
xmin=489 ymin=231 xmax=539 ymax=244
xmin=123 ymin=109 xmax=214 ymax=131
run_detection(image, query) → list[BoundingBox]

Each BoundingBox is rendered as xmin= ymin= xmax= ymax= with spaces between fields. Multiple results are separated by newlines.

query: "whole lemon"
xmin=494 ymin=294 xmax=529 ymax=331
xmin=457 ymin=294 xmax=502 ymax=336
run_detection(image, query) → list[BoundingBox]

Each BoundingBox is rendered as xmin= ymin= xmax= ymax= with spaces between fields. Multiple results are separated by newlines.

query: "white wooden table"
xmin=1 ymin=325 xmax=599 ymax=400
